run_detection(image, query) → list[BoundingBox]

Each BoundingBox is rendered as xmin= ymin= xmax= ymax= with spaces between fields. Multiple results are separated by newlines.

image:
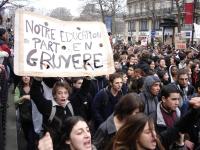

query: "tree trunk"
xmin=176 ymin=0 xmax=182 ymax=33
xmin=112 ymin=0 xmax=116 ymax=34
xmin=151 ymin=0 xmax=156 ymax=47
xmin=98 ymin=0 xmax=105 ymax=23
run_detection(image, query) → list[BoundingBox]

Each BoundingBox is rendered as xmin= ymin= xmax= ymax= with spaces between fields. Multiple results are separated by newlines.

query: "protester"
xmin=92 ymin=73 xmax=125 ymax=128
xmin=38 ymin=116 xmax=96 ymax=150
xmin=0 ymin=28 xmax=10 ymax=108
xmin=157 ymin=70 xmax=170 ymax=86
xmin=156 ymin=58 xmax=167 ymax=73
xmin=69 ymin=77 xmax=93 ymax=122
xmin=171 ymin=68 xmax=195 ymax=115
xmin=139 ymin=75 xmax=161 ymax=120
xmin=14 ymin=76 xmax=36 ymax=150
xmin=112 ymin=113 xmax=164 ymax=150
xmin=168 ymin=65 xmax=178 ymax=83
xmin=30 ymin=78 xmax=74 ymax=149
xmin=112 ymin=96 xmax=200 ymax=150
xmin=0 ymin=28 xmax=11 ymax=56
xmin=120 ymin=72 xmax=129 ymax=94
xmin=93 ymin=93 xmax=144 ymax=150
xmin=191 ymin=62 xmax=200 ymax=86
xmin=148 ymin=59 xmax=156 ymax=73
xmin=156 ymin=84 xmax=187 ymax=149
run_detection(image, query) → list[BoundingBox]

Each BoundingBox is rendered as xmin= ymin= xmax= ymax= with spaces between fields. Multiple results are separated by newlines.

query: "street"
xmin=5 ymin=85 xmax=26 ymax=150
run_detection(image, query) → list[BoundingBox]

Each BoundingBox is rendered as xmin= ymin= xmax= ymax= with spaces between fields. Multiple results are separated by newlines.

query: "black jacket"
xmin=30 ymin=79 xmax=73 ymax=149
xmin=70 ymin=78 xmax=92 ymax=122
xmin=159 ymin=108 xmax=200 ymax=149
xmin=93 ymin=114 xmax=116 ymax=150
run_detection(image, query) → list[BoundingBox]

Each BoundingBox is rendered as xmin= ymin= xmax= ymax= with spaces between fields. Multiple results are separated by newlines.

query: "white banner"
xmin=14 ymin=10 xmax=115 ymax=77
xmin=194 ymin=23 xmax=200 ymax=39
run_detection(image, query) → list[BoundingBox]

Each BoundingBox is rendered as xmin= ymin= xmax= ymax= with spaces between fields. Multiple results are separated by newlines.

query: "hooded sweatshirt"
xmin=139 ymin=75 xmax=160 ymax=121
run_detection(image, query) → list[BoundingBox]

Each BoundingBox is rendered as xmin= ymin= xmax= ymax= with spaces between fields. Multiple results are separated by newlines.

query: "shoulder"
xmin=94 ymin=88 xmax=108 ymax=99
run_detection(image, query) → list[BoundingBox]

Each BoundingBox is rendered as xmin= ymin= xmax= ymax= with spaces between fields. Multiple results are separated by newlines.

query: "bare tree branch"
xmin=0 ymin=0 xmax=9 ymax=9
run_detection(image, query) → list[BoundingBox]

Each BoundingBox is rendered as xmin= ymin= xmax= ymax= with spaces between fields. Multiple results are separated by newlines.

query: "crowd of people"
xmin=1 ymin=26 xmax=200 ymax=150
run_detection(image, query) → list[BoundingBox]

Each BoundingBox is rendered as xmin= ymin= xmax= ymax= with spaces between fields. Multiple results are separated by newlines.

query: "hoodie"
xmin=139 ymin=75 xmax=160 ymax=121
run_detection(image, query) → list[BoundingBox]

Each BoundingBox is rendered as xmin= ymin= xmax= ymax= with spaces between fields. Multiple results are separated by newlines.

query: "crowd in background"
xmin=2 ymin=27 xmax=200 ymax=150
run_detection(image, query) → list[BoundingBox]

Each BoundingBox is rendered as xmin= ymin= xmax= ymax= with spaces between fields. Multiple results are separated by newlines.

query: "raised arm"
xmin=30 ymin=78 xmax=52 ymax=117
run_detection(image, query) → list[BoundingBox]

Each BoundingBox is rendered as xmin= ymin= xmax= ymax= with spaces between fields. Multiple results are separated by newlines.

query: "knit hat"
xmin=0 ymin=28 xmax=6 ymax=37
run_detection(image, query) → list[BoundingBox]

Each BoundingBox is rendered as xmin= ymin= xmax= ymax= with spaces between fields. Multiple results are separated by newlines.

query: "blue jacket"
xmin=92 ymin=87 xmax=124 ymax=128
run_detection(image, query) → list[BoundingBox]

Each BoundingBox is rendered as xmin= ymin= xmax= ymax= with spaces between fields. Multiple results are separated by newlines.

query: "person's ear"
xmin=198 ymin=87 xmax=200 ymax=92
xmin=162 ymin=96 xmax=166 ymax=102
xmin=65 ymin=140 xmax=70 ymax=145
xmin=53 ymin=96 xmax=57 ymax=100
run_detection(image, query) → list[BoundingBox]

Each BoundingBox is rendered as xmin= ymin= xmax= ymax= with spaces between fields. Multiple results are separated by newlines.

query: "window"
xmin=155 ymin=20 xmax=161 ymax=30
xmin=140 ymin=19 xmax=148 ymax=31
xmin=196 ymin=0 xmax=200 ymax=9
xmin=136 ymin=3 xmax=140 ymax=13
xmin=128 ymin=20 xmax=136 ymax=32
xmin=155 ymin=2 xmax=160 ymax=10
xmin=141 ymin=2 xmax=147 ymax=13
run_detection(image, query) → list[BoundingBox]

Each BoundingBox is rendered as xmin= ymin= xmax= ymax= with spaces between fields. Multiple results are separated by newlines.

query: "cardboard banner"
xmin=14 ymin=10 xmax=115 ymax=77
xmin=194 ymin=23 xmax=200 ymax=39
xmin=141 ymin=37 xmax=147 ymax=46
xmin=175 ymin=43 xmax=187 ymax=50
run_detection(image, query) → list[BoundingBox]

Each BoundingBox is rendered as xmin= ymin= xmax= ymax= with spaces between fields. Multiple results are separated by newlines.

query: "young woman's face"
xmin=22 ymin=76 xmax=30 ymax=84
xmin=67 ymin=121 xmax=92 ymax=150
xmin=150 ymin=61 xmax=155 ymax=70
xmin=54 ymin=87 xmax=69 ymax=107
xmin=137 ymin=122 xmax=157 ymax=150
xmin=163 ymin=72 xmax=169 ymax=81
xmin=73 ymin=79 xmax=83 ymax=89
xmin=171 ymin=66 xmax=178 ymax=75
xmin=170 ymin=57 xmax=175 ymax=65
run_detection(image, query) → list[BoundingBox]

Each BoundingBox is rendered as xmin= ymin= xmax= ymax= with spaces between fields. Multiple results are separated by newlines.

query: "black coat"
xmin=30 ymin=79 xmax=73 ymax=149
xmin=93 ymin=114 xmax=116 ymax=150
xmin=69 ymin=78 xmax=93 ymax=122
xmin=159 ymin=108 xmax=200 ymax=149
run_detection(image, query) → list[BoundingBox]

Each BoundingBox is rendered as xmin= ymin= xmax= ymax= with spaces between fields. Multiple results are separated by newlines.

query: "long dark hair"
xmin=58 ymin=116 xmax=86 ymax=150
xmin=17 ymin=76 xmax=32 ymax=92
xmin=114 ymin=93 xmax=144 ymax=121
xmin=112 ymin=113 xmax=165 ymax=150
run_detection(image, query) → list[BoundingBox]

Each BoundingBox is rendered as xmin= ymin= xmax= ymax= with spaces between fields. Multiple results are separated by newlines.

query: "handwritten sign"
xmin=175 ymin=43 xmax=187 ymax=50
xmin=194 ymin=23 xmax=200 ymax=39
xmin=14 ymin=10 xmax=115 ymax=77
xmin=141 ymin=38 xmax=147 ymax=46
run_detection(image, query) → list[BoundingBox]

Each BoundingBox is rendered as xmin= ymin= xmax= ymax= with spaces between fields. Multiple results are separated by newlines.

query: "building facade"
xmin=125 ymin=0 xmax=200 ymax=45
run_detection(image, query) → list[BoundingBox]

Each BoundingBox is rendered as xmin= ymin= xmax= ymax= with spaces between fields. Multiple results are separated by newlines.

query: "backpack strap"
xmin=48 ymin=106 xmax=56 ymax=122
xmin=67 ymin=102 xmax=74 ymax=116
xmin=102 ymin=88 xmax=109 ymax=107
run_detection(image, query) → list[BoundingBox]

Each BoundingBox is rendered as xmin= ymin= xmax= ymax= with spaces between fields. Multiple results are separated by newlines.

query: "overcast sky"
xmin=28 ymin=0 xmax=84 ymax=16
